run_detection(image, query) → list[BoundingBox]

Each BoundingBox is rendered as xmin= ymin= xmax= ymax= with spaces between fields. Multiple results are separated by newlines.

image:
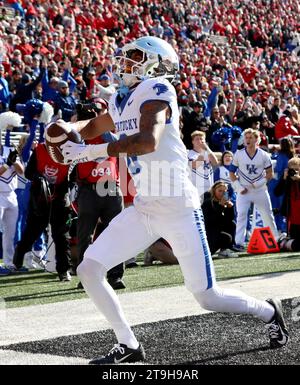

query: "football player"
xmin=51 ymin=37 xmax=288 ymax=364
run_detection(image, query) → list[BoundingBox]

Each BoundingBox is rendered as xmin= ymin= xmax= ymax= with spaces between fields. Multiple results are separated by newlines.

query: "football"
xmin=45 ymin=122 xmax=82 ymax=164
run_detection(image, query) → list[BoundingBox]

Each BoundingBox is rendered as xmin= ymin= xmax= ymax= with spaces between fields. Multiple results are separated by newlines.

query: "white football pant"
xmin=78 ymin=204 xmax=274 ymax=348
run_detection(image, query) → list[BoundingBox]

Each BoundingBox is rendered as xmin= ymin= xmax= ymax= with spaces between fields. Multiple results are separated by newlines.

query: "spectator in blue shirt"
xmin=54 ymin=81 xmax=77 ymax=121
xmin=0 ymin=64 xmax=10 ymax=112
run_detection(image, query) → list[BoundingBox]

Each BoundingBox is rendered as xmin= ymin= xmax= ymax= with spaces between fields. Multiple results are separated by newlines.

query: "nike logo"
xmin=128 ymin=99 xmax=134 ymax=106
xmin=114 ymin=353 xmax=133 ymax=364
xmin=277 ymin=334 xmax=288 ymax=345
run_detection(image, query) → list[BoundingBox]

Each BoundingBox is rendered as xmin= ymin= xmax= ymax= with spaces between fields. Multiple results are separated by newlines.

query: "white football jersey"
xmin=109 ymin=77 xmax=199 ymax=210
xmin=231 ymin=147 xmax=272 ymax=188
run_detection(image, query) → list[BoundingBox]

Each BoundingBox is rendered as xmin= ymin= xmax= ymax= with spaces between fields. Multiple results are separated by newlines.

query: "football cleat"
xmin=6 ymin=265 xmax=29 ymax=274
xmin=218 ymin=249 xmax=238 ymax=258
xmin=266 ymin=298 xmax=289 ymax=348
xmin=58 ymin=271 xmax=72 ymax=282
xmin=231 ymin=244 xmax=245 ymax=252
xmin=108 ymin=277 xmax=126 ymax=290
xmin=89 ymin=343 xmax=145 ymax=365
xmin=0 ymin=266 xmax=11 ymax=276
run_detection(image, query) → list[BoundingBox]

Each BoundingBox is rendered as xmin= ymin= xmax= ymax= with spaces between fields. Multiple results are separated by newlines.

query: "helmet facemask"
xmin=115 ymin=46 xmax=177 ymax=88
xmin=115 ymin=47 xmax=151 ymax=88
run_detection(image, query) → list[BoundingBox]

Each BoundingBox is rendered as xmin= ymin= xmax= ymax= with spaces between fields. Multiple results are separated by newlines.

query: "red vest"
xmin=77 ymin=136 xmax=119 ymax=184
xmin=36 ymin=144 xmax=69 ymax=185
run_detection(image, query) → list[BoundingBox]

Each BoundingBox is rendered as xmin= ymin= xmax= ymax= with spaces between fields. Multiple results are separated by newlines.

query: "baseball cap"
xmin=22 ymin=73 xmax=31 ymax=84
xmin=57 ymin=80 xmax=69 ymax=89
xmin=99 ymin=74 xmax=110 ymax=81
xmin=88 ymin=67 xmax=96 ymax=75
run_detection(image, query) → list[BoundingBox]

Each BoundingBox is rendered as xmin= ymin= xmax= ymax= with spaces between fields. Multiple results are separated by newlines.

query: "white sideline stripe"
xmin=1 ymin=271 xmax=300 ymax=347
xmin=0 ymin=349 xmax=88 ymax=365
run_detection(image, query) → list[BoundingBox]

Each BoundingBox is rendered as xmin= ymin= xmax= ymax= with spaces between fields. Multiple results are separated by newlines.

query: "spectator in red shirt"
xmin=275 ymin=109 xmax=299 ymax=141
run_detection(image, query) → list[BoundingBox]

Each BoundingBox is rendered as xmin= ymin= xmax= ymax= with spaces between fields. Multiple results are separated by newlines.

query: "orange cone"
xmin=247 ymin=226 xmax=279 ymax=254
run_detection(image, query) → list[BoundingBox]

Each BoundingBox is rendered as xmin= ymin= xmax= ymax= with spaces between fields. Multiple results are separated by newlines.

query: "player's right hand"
xmin=61 ymin=141 xmax=88 ymax=164
xmin=240 ymin=187 xmax=248 ymax=195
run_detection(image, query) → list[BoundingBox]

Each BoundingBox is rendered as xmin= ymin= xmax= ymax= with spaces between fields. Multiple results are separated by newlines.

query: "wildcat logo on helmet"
xmin=153 ymin=83 xmax=169 ymax=95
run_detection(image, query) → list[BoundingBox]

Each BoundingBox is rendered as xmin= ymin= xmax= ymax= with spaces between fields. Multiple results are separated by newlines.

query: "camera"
xmin=76 ymin=102 xmax=101 ymax=120
xmin=288 ymin=168 xmax=297 ymax=177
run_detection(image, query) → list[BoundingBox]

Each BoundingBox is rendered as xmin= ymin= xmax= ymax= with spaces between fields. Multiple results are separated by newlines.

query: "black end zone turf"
xmin=1 ymin=299 xmax=299 ymax=365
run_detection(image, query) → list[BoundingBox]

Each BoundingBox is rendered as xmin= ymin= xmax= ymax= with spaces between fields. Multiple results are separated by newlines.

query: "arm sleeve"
xmin=41 ymin=69 xmax=50 ymax=95
xmin=62 ymin=69 xmax=69 ymax=81
xmin=63 ymin=70 xmax=77 ymax=93
xmin=22 ymin=120 xmax=38 ymax=162
xmin=29 ymin=68 xmax=45 ymax=90
xmin=24 ymin=149 xmax=39 ymax=181
xmin=39 ymin=123 xmax=45 ymax=143
xmin=204 ymin=87 xmax=218 ymax=118
xmin=214 ymin=167 xmax=220 ymax=182
xmin=4 ymin=130 xmax=10 ymax=147
xmin=274 ymin=155 xmax=286 ymax=179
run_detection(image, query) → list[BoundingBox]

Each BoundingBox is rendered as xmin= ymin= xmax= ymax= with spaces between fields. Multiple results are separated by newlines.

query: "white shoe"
xmin=277 ymin=232 xmax=287 ymax=242
xmin=32 ymin=253 xmax=47 ymax=270
xmin=32 ymin=249 xmax=46 ymax=259
xmin=24 ymin=252 xmax=36 ymax=269
xmin=218 ymin=249 xmax=238 ymax=258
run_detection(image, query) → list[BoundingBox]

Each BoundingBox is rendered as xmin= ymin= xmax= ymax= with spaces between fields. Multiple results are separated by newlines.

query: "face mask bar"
xmin=114 ymin=44 xmax=178 ymax=87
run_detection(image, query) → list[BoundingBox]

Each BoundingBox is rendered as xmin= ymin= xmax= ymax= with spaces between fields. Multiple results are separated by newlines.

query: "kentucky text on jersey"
xmin=115 ymin=118 xmax=138 ymax=133
xmin=108 ymin=77 xmax=199 ymax=206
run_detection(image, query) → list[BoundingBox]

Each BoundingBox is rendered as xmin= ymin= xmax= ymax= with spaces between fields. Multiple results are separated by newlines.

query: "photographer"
xmin=274 ymin=157 xmax=300 ymax=251
xmin=201 ymin=181 xmax=236 ymax=258
xmin=74 ymin=102 xmax=126 ymax=290
xmin=13 ymin=143 xmax=73 ymax=281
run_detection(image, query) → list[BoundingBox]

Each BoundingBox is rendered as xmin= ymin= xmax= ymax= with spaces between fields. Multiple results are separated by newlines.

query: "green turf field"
xmin=0 ymin=251 xmax=299 ymax=308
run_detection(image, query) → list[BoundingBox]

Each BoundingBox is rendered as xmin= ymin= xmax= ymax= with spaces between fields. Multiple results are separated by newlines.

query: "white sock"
xmin=77 ymin=259 xmax=139 ymax=349
xmin=194 ymin=286 xmax=275 ymax=322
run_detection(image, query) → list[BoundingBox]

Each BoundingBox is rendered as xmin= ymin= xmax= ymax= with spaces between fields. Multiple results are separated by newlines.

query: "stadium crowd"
xmin=1 ymin=0 xmax=300 ymax=278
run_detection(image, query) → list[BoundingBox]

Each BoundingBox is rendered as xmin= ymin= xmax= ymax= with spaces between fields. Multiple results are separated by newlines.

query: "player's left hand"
xmin=240 ymin=187 xmax=248 ymax=195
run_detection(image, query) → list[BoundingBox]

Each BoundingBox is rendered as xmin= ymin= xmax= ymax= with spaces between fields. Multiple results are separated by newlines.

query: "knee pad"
xmin=77 ymin=258 xmax=107 ymax=282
